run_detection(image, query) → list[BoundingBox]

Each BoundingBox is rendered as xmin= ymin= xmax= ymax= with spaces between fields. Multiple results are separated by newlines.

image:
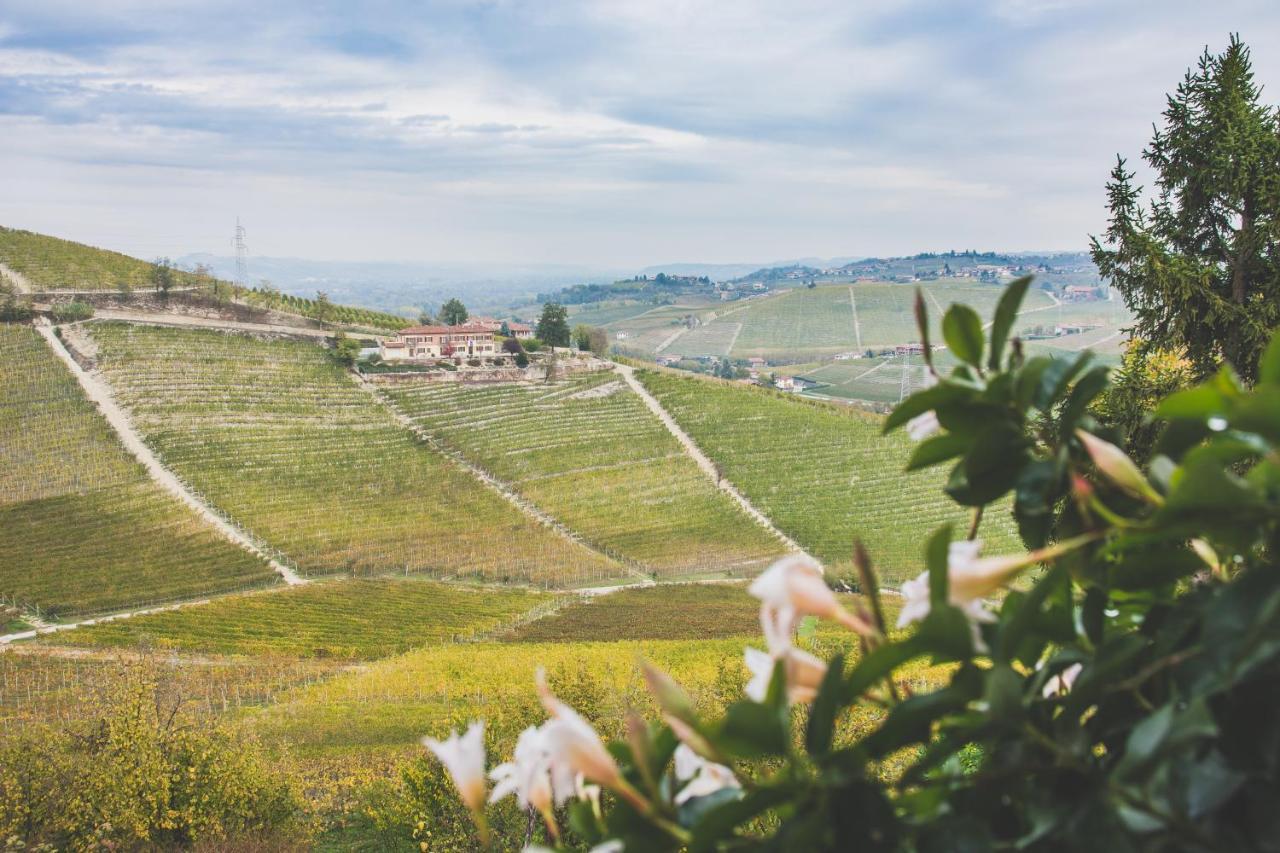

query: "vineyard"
xmin=634 ymin=369 xmax=1022 ymax=581
xmin=600 ymin=282 xmax=1067 ymax=362
xmin=381 ymin=372 xmax=785 ymax=576
xmin=240 ymin=287 xmax=411 ymax=332
xmin=86 ymin=323 xmax=621 ymax=586
xmin=0 ymin=325 xmax=278 ymax=617
xmin=508 ymin=582 xmax=763 ymax=641
xmin=0 ymin=226 xmax=200 ymax=291
xmin=53 ymin=578 xmax=554 ymax=659
xmin=508 ymin=582 xmax=905 ymax=642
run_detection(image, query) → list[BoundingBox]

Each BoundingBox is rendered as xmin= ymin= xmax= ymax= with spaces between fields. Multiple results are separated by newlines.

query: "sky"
xmin=1 ymin=0 xmax=1277 ymax=269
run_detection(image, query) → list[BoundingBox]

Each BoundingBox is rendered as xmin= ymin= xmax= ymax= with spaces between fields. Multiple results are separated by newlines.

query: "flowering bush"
xmin=424 ymin=278 xmax=1280 ymax=851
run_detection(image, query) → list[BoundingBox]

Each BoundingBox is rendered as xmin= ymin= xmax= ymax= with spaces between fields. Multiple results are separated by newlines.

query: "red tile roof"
xmin=397 ymin=324 xmax=495 ymax=335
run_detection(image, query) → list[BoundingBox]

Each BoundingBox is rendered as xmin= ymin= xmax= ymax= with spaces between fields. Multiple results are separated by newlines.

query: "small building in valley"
xmin=380 ymin=324 xmax=497 ymax=361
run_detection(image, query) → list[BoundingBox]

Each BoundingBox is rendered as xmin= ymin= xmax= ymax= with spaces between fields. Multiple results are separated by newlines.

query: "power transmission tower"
xmin=899 ymin=350 xmax=911 ymax=403
xmin=234 ymin=217 xmax=249 ymax=287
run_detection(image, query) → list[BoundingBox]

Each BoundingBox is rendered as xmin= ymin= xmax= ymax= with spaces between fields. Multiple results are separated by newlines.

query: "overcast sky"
xmin=1 ymin=1 xmax=1277 ymax=268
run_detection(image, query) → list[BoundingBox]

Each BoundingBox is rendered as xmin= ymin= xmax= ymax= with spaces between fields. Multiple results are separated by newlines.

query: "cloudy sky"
xmin=1 ymin=1 xmax=1277 ymax=268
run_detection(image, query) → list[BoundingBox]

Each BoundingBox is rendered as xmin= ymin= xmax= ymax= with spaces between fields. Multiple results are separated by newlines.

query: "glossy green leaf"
xmin=942 ymin=304 xmax=985 ymax=367
xmin=987 ymin=275 xmax=1032 ymax=371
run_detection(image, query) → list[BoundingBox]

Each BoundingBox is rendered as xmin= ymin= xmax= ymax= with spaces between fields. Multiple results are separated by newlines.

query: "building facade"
xmin=380 ymin=324 xmax=497 ymax=361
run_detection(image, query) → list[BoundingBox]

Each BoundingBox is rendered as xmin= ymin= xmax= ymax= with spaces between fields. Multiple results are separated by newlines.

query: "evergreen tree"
xmin=536 ymin=302 xmax=570 ymax=347
xmin=440 ymin=299 xmax=468 ymax=326
xmin=1091 ymin=35 xmax=1280 ymax=381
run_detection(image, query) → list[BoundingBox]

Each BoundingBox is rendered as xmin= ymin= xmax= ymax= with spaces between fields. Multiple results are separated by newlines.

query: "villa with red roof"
xmin=380 ymin=324 xmax=498 ymax=361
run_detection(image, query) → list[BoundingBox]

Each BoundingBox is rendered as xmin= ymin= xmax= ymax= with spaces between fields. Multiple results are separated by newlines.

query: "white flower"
xmin=1041 ymin=663 xmax=1083 ymax=698
xmin=743 ymin=646 xmax=775 ymax=702
xmin=906 ymin=410 xmax=941 ymax=441
xmin=743 ymin=635 xmax=828 ymax=705
xmin=535 ymin=669 xmax=623 ymax=791
xmin=749 ymin=555 xmax=874 ymax=638
xmin=422 ymin=721 xmax=487 ymax=814
xmin=489 ymin=726 xmax=557 ymax=812
xmin=672 ymin=744 xmax=741 ymax=805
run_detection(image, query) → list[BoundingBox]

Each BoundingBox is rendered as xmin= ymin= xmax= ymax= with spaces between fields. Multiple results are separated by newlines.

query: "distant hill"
xmin=534 ymin=249 xmax=1101 ymax=308
xmin=732 ymin=250 xmax=1099 ymax=289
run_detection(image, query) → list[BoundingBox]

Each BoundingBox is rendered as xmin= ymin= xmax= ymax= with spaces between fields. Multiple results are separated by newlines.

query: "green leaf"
xmin=884 ymin=382 xmax=972 ymax=434
xmin=1058 ymin=365 xmax=1111 ymax=436
xmin=987 ymin=275 xmax=1032 ymax=371
xmin=916 ymin=605 xmax=975 ymax=661
xmin=906 ymin=433 xmax=969 ymax=471
xmin=689 ymin=785 xmax=794 ymax=853
xmin=926 ymin=525 xmax=953 ymax=608
xmin=1033 ymin=351 xmax=1092 ymax=411
xmin=843 ymin=637 xmax=923 ymax=701
xmin=959 ymin=421 xmax=1029 ymax=504
xmin=715 ymin=701 xmax=788 ymax=757
xmin=942 ymin=304 xmax=985 ymax=367
xmin=805 ymin=653 xmax=845 ymax=756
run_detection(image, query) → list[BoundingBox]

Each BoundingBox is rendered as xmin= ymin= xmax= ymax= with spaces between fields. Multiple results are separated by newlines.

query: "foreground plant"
xmin=422 ymin=278 xmax=1280 ymax=851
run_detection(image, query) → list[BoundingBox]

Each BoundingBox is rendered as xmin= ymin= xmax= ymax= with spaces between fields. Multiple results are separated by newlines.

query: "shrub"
xmin=48 ymin=300 xmax=94 ymax=323
xmin=0 ymin=663 xmax=306 ymax=849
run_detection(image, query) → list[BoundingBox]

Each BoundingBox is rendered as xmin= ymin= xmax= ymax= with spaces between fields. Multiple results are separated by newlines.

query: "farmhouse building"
xmin=380 ymin=324 xmax=497 ymax=361
xmin=470 ymin=316 xmax=536 ymax=339
xmin=1063 ymin=285 xmax=1100 ymax=302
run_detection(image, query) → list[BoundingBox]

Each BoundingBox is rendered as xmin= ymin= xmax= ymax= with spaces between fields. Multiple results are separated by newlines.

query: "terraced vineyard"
xmin=54 ymin=578 xmax=554 ymax=659
xmin=635 ymin=369 xmax=1021 ymax=582
xmin=87 ymin=323 xmax=620 ymax=586
xmin=0 ymin=325 xmax=278 ymax=617
xmin=381 ymin=372 xmax=785 ymax=576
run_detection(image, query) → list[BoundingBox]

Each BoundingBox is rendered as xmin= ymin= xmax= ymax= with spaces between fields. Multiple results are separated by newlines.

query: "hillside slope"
xmin=86 ymin=323 xmax=621 ymax=586
xmin=0 ymin=324 xmax=279 ymax=616
xmin=635 ymin=369 xmax=1021 ymax=581
xmin=381 ymin=372 xmax=787 ymax=576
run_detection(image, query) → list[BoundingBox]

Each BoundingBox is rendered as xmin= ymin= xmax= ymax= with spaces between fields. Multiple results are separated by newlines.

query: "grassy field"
xmin=0 ymin=325 xmax=279 ymax=617
xmin=635 ymin=369 xmax=1021 ymax=582
xmin=382 ymin=372 xmax=785 ymax=576
xmin=52 ymin=579 xmax=554 ymax=659
xmin=87 ymin=323 xmax=621 ymax=587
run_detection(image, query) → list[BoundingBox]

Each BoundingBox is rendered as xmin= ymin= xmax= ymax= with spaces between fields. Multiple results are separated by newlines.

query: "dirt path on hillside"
xmin=355 ymin=375 xmax=651 ymax=581
xmin=848 ymin=287 xmax=863 ymax=350
xmin=654 ymin=325 xmax=689 ymax=354
xmin=614 ymin=363 xmax=816 ymax=563
xmin=33 ymin=321 xmax=305 ymax=587
xmin=75 ymin=309 xmax=338 ymax=339
xmin=0 ymin=263 xmax=32 ymax=293
xmin=0 ymin=597 xmax=219 ymax=646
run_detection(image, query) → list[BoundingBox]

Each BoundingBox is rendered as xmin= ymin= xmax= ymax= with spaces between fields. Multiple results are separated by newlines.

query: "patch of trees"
xmin=1092 ymin=35 xmax=1280 ymax=383
xmin=536 ymin=302 xmax=570 ymax=347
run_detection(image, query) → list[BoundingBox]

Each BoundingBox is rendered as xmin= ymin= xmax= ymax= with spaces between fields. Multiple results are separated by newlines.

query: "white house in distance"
xmin=380 ymin=324 xmax=498 ymax=361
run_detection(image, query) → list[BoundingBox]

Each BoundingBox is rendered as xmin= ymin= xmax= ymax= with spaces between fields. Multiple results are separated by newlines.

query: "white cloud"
xmin=0 ymin=0 xmax=1277 ymax=265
